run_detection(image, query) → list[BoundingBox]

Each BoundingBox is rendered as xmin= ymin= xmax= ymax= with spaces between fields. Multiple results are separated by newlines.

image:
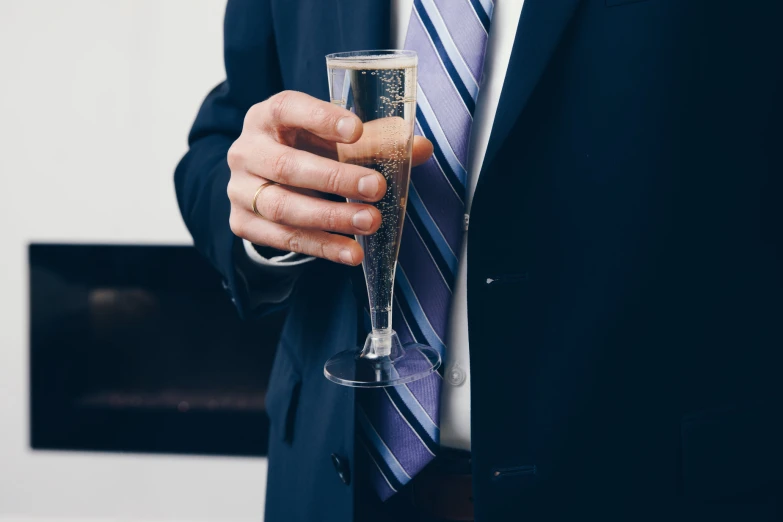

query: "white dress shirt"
xmin=247 ymin=0 xmax=524 ymax=451
xmin=393 ymin=0 xmax=523 ymax=451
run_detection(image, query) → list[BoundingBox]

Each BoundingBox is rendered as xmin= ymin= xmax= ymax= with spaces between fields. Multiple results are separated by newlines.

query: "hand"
xmin=227 ymin=91 xmax=433 ymax=266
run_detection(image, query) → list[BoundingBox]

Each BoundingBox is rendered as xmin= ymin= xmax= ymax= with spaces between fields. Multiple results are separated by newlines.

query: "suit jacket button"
xmin=331 ymin=453 xmax=351 ymax=485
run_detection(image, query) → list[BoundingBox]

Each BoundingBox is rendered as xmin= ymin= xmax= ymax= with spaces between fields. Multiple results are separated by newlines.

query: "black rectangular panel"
xmin=29 ymin=243 xmax=283 ymax=457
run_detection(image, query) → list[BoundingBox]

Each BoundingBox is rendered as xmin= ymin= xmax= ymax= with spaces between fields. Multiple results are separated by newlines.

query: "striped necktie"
xmin=358 ymin=0 xmax=494 ymax=500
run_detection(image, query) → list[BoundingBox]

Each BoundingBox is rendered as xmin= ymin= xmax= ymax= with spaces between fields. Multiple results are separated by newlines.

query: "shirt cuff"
xmin=243 ymin=239 xmax=316 ymax=267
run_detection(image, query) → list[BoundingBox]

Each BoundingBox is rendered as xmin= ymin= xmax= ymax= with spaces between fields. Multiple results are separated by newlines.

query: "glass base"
xmin=324 ymin=329 xmax=441 ymax=387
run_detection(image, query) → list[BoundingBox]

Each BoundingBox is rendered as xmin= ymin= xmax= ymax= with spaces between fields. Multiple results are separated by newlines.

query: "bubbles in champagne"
xmin=327 ymin=56 xmax=417 ymax=331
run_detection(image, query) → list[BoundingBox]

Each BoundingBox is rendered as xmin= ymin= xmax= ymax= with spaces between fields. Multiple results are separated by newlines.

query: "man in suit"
xmin=175 ymin=0 xmax=783 ymax=520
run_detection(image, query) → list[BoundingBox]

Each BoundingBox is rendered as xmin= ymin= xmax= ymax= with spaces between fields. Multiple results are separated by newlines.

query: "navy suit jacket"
xmin=175 ymin=1 xmax=783 ymax=520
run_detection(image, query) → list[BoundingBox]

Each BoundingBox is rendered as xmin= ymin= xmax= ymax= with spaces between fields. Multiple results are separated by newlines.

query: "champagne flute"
xmin=323 ymin=50 xmax=440 ymax=387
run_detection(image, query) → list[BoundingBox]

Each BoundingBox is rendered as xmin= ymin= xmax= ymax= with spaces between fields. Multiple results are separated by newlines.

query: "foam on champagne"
xmin=326 ymin=54 xmax=417 ymax=71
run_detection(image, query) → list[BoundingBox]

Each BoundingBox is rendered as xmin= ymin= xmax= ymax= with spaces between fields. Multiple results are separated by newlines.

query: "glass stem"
xmin=370 ymin=307 xmax=392 ymax=335
xmin=369 ymin=268 xmax=394 ymax=336
xmin=365 ymin=306 xmax=393 ymax=358
xmin=367 ymin=292 xmax=394 ymax=358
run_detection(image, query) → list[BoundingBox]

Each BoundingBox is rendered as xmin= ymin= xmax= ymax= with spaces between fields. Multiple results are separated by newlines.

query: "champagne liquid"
xmin=327 ymin=55 xmax=417 ymax=333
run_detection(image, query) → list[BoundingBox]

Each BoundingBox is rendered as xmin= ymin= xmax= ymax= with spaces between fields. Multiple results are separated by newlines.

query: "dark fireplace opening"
xmin=29 ymin=243 xmax=283 ymax=457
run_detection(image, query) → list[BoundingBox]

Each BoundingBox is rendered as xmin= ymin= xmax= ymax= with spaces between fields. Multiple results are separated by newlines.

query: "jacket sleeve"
xmin=174 ymin=0 xmax=303 ymax=319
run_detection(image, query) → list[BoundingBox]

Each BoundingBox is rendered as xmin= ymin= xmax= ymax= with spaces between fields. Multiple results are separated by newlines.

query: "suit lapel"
xmin=481 ymin=0 xmax=583 ymax=170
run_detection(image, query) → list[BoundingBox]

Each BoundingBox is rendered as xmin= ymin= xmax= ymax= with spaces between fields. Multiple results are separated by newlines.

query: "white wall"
xmin=0 ymin=2 xmax=267 ymax=520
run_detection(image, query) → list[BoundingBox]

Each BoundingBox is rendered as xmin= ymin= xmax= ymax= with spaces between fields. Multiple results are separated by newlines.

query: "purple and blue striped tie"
xmin=358 ymin=0 xmax=495 ymax=500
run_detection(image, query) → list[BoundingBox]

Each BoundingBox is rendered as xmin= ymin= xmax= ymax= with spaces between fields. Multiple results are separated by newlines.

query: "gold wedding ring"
xmin=252 ymin=180 xmax=278 ymax=219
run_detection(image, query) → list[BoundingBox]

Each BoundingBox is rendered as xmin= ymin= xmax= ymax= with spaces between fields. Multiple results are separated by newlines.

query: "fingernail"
xmin=352 ymin=210 xmax=373 ymax=231
xmin=339 ymin=249 xmax=354 ymax=265
xmin=357 ymin=174 xmax=380 ymax=199
xmin=336 ymin=117 xmax=356 ymax=140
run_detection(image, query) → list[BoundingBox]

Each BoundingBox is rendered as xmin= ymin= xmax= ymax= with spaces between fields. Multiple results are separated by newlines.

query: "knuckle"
xmin=320 ymin=206 xmax=341 ymax=232
xmin=323 ymin=165 xmax=343 ymax=195
xmin=244 ymin=102 xmax=264 ymax=129
xmin=266 ymin=192 xmax=288 ymax=223
xmin=310 ymin=104 xmax=337 ymax=131
xmin=302 ymin=233 xmax=327 ymax=260
xmin=229 ymin=212 xmax=245 ymax=237
xmin=269 ymin=90 xmax=295 ymax=123
xmin=283 ymin=229 xmax=304 ymax=253
xmin=314 ymin=238 xmax=328 ymax=260
xmin=226 ymin=142 xmax=243 ymax=170
xmin=272 ymin=151 xmax=294 ymax=183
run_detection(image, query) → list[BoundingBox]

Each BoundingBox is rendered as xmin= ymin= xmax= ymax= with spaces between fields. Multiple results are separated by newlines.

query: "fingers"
xmin=230 ymin=211 xmax=365 ymax=266
xmin=293 ymin=131 xmax=431 ymax=165
xmin=243 ymin=140 xmax=387 ymax=201
xmin=233 ymin=110 xmax=433 ymax=205
xmin=412 ymin=136 xmax=434 ymax=167
xmin=229 ymin=91 xmax=436 ymax=269
xmin=335 ymin=117 xmax=434 ymax=167
xmin=336 ymin=117 xmax=407 ymax=165
xmin=249 ymin=90 xmax=363 ymax=144
xmin=228 ymin=173 xmax=382 ymax=235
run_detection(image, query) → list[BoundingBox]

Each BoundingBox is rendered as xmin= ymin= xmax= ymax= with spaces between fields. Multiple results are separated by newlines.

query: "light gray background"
xmin=0 ymin=2 xmax=269 ymax=520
